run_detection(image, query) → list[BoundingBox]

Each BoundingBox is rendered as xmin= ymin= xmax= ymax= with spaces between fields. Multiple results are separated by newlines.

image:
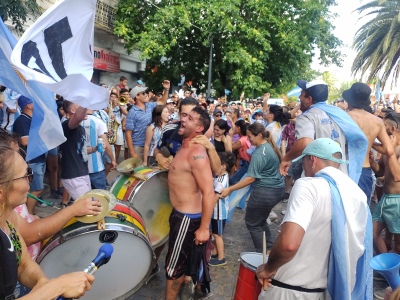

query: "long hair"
xmin=0 ymin=146 xmax=17 ymax=212
xmin=214 ymin=119 xmax=231 ymax=135
xmin=269 ymin=104 xmax=290 ymax=126
xmin=247 ymin=122 xmax=283 ymax=162
xmin=235 ymin=119 xmax=248 ymax=136
xmin=151 ymin=105 xmax=167 ymax=128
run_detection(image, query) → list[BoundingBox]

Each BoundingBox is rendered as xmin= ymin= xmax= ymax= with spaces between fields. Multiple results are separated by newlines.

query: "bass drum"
xmin=37 ymin=202 xmax=154 ymax=300
xmin=110 ymin=166 xmax=172 ymax=248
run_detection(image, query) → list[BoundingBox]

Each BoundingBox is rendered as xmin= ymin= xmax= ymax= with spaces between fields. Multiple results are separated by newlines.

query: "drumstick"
xmin=262 ymin=231 xmax=268 ymax=291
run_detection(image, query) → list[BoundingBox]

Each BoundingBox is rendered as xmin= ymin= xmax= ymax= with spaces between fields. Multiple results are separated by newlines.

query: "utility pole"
xmin=207 ymin=35 xmax=213 ymax=98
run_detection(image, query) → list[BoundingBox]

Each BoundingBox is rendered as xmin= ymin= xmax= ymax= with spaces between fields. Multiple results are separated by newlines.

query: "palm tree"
xmin=352 ymin=0 xmax=400 ymax=88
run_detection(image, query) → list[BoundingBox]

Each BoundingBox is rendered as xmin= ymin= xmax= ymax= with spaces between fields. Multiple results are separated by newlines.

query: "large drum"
xmin=234 ymin=252 xmax=266 ymax=300
xmin=110 ymin=166 xmax=172 ymax=248
xmin=37 ymin=202 xmax=154 ymax=300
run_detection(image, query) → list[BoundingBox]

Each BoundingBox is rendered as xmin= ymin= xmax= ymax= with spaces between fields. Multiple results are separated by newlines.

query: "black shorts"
xmin=211 ymin=219 xmax=226 ymax=235
xmin=165 ymin=209 xmax=201 ymax=280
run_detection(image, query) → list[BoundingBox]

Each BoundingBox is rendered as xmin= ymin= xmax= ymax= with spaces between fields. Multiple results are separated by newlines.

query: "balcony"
xmin=95 ymin=1 xmax=115 ymax=33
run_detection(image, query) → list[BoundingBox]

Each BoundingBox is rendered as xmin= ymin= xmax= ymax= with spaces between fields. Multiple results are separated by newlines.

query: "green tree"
xmin=114 ymin=0 xmax=342 ymax=98
xmin=352 ymin=0 xmax=400 ymax=88
xmin=0 ymin=0 xmax=40 ymax=32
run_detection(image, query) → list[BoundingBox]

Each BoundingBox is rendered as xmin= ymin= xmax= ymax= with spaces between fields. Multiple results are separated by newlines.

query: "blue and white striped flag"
xmin=287 ymin=86 xmax=302 ymax=98
xmin=0 ymin=20 xmax=65 ymax=161
xmin=376 ymin=79 xmax=381 ymax=102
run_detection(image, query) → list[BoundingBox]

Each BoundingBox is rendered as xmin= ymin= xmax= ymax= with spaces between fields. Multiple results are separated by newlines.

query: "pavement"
xmin=35 ymin=171 xmax=387 ymax=300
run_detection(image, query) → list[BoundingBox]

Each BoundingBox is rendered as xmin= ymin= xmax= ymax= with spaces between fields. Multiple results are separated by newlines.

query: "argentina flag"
xmin=0 ymin=20 xmax=66 ymax=161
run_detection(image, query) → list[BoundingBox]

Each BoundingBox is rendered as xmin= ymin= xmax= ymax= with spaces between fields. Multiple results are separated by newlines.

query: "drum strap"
xmin=270 ymin=279 xmax=325 ymax=293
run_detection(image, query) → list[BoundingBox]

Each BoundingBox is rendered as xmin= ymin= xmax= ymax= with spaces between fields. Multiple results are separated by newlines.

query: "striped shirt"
xmin=213 ymin=173 xmax=229 ymax=220
xmin=81 ymin=115 xmax=107 ymax=173
xmin=125 ymin=102 xmax=158 ymax=146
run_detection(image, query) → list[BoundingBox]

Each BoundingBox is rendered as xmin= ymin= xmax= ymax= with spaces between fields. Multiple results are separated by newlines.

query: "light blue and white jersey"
xmin=81 ymin=115 xmax=107 ymax=173
xmin=213 ymin=173 xmax=230 ymax=220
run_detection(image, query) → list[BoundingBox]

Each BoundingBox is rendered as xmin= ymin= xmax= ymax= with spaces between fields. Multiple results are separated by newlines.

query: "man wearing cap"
xmin=344 ymin=82 xmax=394 ymax=204
xmin=280 ymin=79 xmax=368 ymax=184
xmin=166 ymin=98 xmax=178 ymax=121
xmin=13 ymin=96 xmax=47 ymax=214
xmin=125 ymin=80 xmax=170 ymax=160
xmin=257 ymin=138 xmax=372 ymax=300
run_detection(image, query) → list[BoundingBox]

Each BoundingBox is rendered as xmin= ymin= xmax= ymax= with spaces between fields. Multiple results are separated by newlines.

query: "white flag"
xmin=11 ymin=0 xmax=108 ymax=110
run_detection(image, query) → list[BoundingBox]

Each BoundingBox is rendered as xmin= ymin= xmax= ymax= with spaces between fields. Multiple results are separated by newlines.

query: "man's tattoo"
xmin=193 ymin=155 xmax=205 ymax=160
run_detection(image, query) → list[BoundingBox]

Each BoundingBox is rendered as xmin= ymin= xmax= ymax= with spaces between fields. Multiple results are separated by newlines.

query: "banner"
xmin=11 ymin=0 xmax=108 ymax=110
xmin=0 ymin=20 xmax=66 ymax=161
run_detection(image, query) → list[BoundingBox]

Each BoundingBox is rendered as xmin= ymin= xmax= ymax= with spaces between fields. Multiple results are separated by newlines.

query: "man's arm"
xmin=280 ymin=137 xmax=312 ymax=175
xmin=68 ymin=106 xmax=87 ymax=129
xmin=157 ymin=80 xmax=170 ymax=105
xmin=256 ymin=222 xmax=305 ymax=283
xmin=281 ymin=139 xmax=287 ymax=156
xmin=376 ymin=121 xmax=395 ymax=157
xmin=102 ymin=133 xmax=117 ymax=169
xmin=190 ymin=135 xmax=221 ymax=175
xmin=190 ymin=146 xmax=214 ymax=244
xmin=262 ymin=93 xmax=270 ymax=112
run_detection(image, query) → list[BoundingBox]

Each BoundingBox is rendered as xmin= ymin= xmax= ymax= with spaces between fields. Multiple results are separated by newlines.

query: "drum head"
xmin=128 ymin=170 xmax=172 ymax=248
xmin=240 ymin=252 xmax=266 ymax=272
xmin=38 ymin=224 xmax=153 ymax=300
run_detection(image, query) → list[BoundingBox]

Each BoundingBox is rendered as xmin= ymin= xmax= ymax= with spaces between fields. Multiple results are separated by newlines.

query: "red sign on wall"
xmin=93 ymin=46 xmax=120 ymax=73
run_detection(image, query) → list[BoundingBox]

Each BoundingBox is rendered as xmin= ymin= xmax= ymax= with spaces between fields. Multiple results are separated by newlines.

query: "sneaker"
xmin=194 ymin=290 xmax=213 ymax=300
xmin=180 ymin=278 xmax=195 ymax=300
xmin=374 ymin=287 xmax=389 ymax=300
xmin=53 ymin=202 xmax=69 ymax=209
xmin=211 ymin=254 xmax=218 ymax=259
xmin=268 ymin=211 xmax=278 ymax=221
xmin=145 ymin=264 xmax=160 ymax=284
xmin=50 ymin=190 xmax=62 ymax=199
xmin=209 ymin=257 xmax=226 ymax=267
xmin=36 ymin=197 xmax=48 ymax=207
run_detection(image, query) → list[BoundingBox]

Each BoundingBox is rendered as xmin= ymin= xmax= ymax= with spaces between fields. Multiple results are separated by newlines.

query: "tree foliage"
xmin=114 ymin=0 xmax=342 ymax=98
xmin=0 ymin=0 xmax=40 ymax=33
xmin=352 ymin=0 xmax=400 ymax=88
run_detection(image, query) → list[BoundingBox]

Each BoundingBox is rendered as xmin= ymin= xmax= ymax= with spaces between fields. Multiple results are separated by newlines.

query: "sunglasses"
xmin=138 ymin=92 xmax=148 ymax=96
xmin=215 ymin=114 xmax=222 ymax=117
xmin=0 ymin=167 xmax=34 ymax=184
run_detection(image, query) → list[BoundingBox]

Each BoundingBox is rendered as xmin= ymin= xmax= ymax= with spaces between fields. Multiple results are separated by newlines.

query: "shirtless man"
xmin=165 ymin=106 xmax=214 ymax=300
xmin=344 ymin=82 xmax=394 ymax=204
xmin=369 ymin=112 xmax=400 ymax=255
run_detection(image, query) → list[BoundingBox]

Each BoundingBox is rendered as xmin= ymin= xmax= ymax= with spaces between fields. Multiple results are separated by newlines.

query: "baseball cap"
xmin=213 ymin=109 xmax=223 ymax=116
xmin=137 ymin=79 xmax=144 ymax=85
xmin=292 ymin=138 xmax=347 ymax=164
xmin=297 ymin=79 xmax=328 ymax=103
xmin=252 ymin=109 xmax=262 ymax=119
xmin=130 ymin=86 xmax=147 ymax=98
xmin=166 ymin=99 xmax=174 ymax=104
xmin=18 ymin=95 xmax=33 ymax=108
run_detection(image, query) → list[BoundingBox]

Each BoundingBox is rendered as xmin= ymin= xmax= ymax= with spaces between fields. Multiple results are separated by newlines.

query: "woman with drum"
xmin=212 ymin=119 xmax=232 ymax=153
xmin=0 ymin=145 xmax=94 ymax=299
xmin=143 ymin=105 xmax=170 ymax=166
xmin=220 ymin=122 xmax=285 ymax=253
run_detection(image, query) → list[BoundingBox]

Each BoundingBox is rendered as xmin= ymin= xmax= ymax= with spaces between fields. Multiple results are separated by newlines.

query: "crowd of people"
xmin=1 ymin=75 xmax=400 ymax=300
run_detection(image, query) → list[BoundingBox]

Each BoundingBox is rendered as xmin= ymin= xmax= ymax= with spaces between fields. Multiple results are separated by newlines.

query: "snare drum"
xmin=110 ymin=166 xmax=172 ymax=248
xmin=37 ymin=202 xmax=154 ymax=300
xmin=234 ymin=252 xmax=266 ymax=300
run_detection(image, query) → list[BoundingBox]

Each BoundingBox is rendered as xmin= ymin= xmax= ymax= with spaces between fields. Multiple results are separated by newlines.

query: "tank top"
xmin=213 ymin=139 xmax=226 ymax=153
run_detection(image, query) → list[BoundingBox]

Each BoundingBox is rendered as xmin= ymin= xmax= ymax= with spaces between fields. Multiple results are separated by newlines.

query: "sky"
xmin=312 ymin=0 xmax=364 ymax=84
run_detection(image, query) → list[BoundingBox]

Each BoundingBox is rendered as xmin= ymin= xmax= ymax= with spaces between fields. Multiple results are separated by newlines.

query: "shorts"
xmin=47 ymin=147 xmax=58 ymax=157
xmin=103 ymin=145 xmax=115 ymax=164
xmin=372 ymin=194 xmax=400 ymax=234
xmin=211 ymin=218 xmax=226 ymax=235
xmin=61 ymin=175 xmax=91 ymax=200
xmin=165 ymin=209 xmax=201 ymax=280
xmin=89 ymin=170 xmax=107 ymax=189
xmin=29 ymin=161 xmax=46 ymax=191
xmin=358 ymin=168 xmax=373 ymax=205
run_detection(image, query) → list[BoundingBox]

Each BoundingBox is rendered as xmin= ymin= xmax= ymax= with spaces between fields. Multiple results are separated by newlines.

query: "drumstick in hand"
xmin=263 ymin=231 xmax=268 ymax=291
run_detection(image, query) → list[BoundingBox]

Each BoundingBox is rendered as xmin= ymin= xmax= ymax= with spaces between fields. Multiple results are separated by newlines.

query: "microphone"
xmin=84 ymin=243 xmax=114 ymax=274
xmin=160 ymin=146 xmax=171 ymax=158
xmin=56 ymin=244 xmax=114 ymax=300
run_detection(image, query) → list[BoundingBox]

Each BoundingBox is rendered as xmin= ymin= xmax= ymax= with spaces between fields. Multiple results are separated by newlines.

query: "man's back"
xmin=296 ymin=107 xmax=347 ymax=174
xmin=348 ymin=109 xmax=386 ymax=167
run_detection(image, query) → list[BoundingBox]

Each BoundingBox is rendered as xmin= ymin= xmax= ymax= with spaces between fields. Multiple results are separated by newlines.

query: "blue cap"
xmin=137 ymin=80 xmax=143 ymax=85
xmin=293 ymin=138 xmax=347 ymax=164
xmin=18 ymin=95 xmax=33 ymax=108
xmin=297 ymin=79 xmax=328 ymax=102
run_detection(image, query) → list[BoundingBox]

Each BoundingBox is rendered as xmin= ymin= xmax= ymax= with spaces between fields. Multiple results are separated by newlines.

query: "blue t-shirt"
xmin=125 ymin=102 xmax=158 ymax=146
xmin=247 ymin=142 xmax=284 ymax=188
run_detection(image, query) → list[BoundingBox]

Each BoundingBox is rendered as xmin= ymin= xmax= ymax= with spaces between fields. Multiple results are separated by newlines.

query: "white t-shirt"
xmin=296 ymin=106 xmax=347 ymax=175
xmin=265 ymin=121 xmax=282 ymax=148
xmin=273 ymin=177 xmax=332 ymax=289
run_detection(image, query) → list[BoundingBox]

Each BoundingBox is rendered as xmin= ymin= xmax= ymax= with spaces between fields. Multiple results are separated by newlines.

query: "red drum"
xmin=234 ymin=252 xmax=266 ymax=300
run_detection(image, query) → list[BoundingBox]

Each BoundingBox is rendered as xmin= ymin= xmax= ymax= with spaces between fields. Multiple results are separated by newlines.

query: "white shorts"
xmin=61 ymin=175 xmax=91 ymax=200
xmin=259 ymin=286 xmax=326 ymax=300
